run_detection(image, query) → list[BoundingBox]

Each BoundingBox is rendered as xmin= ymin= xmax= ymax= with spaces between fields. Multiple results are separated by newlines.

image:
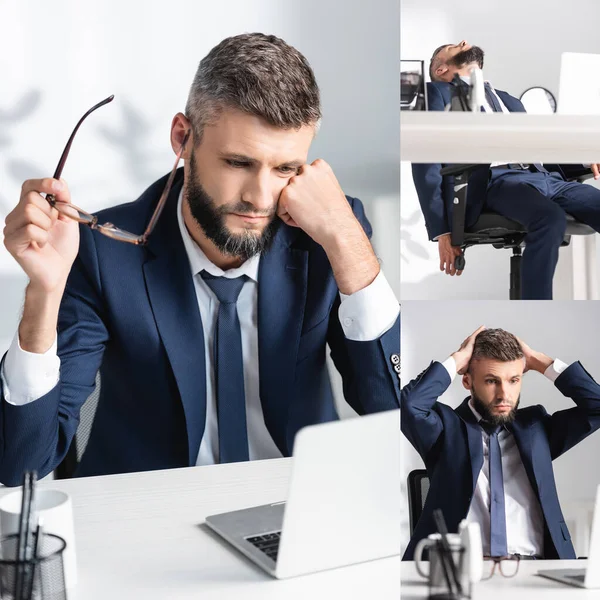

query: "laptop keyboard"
xmin=245 ymin=531 xmax=282 ymax=562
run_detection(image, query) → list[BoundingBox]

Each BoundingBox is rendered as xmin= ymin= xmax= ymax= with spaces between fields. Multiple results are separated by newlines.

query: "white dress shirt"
xmin=440 ymin=355 xmax=570 ymax=556
xmin=1 ymin=191 xmax=400 ymax=465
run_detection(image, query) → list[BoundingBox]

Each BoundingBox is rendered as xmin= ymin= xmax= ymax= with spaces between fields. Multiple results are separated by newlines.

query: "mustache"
xmin=449 ymin=46 xmax=485 ymax=69
xmin=219 ymin=201 xmax=276 ymax=218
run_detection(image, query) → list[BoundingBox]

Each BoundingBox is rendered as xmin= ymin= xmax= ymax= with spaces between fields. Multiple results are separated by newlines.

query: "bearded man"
xmin=401 ymin=326 xmax=600 ymax=560
xmin=0 ymin=33 xmax=400 ymax=484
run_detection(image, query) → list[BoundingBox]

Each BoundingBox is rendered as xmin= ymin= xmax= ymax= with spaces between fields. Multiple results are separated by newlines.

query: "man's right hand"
xmin=438 ymin=233 xmax=463 ymax=276
xmin=3 ymin=178 xmax=79 ymax=294
xmin=451 ymin=325 xmax=486 ymax=374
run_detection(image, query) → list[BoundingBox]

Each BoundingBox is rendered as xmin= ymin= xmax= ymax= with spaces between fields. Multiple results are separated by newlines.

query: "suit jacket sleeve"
xmin=326 ymin=196 xmax=400 ymax=414
xmin=542 ymin=361 xmax=600 ymax=459
xmin=411 ymin=83 xmax=452 ymax=240
xmin=0 ymin=225 xmax=107 ymax=485
xmin=400 ymin=361 xmax=452 ymax=461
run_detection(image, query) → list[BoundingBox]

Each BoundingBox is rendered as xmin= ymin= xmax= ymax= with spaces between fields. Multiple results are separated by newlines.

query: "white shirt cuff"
xmin=433 ymin=233 xmax=451 ymax=241
xmin=544 ymin=358 xmax=570 ymax=383
xmin=440 ymin=356 xmax=458 ymax=382
xmin=1 ymin=331 xmax=60 ymax=405
xmin=338 ymin=270 xmax=399 ymax=341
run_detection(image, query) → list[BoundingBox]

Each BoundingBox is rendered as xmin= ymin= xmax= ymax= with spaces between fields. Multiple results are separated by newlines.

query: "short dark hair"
xmin=471 ymin=329 xmax=524 ymax=363
xmin=429 ymin=44 xmax=450 ymax=80
xmin=185 ymin=33 xmax=321 ymax=141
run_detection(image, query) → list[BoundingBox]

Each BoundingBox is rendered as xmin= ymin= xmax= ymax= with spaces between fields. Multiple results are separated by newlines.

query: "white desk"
xmin=0 ymin=459 xmax=400 ymax=599
xmin=401 ymin=112 xmax=600 ymax=163
xmin=402 ymin=559 xmax=595 ymax=598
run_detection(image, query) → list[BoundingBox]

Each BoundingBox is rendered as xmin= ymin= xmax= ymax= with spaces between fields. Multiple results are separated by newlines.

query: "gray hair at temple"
xmin=185 ymin=33 xmax=322 ymax=142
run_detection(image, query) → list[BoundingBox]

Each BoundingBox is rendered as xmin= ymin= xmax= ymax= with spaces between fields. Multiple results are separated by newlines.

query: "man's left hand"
xmin=277 ymin=159 xmax=360 ymax=248
xmin=517 ymin=336 xmax=554 ymax=374
xmin=591 ymin=164 xmax=600 ymax=180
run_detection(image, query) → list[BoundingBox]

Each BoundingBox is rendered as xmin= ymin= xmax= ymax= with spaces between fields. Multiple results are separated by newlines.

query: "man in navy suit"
xmin=0 ymin=33 xmax=400 ymax=485
xmin=412 ymin=41 xmax=600 ymax=299
xmin=402 ymin=326 xmax=600 ymax=560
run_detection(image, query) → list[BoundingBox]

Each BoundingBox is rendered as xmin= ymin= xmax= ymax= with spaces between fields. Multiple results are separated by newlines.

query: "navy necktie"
xmin=480 ymin=422 xmax=508 ymax=557
xmin=201 ymin=271 xmax=249 ymax=463
xmin=484 ymin=82 xmax=503 ymax=113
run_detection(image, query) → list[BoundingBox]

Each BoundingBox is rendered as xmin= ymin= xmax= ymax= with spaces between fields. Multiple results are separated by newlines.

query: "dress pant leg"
xmin=544 ymin=174 xmax=600 ymax=232
xmin=485 ymin=171 xmax=566 ymax=300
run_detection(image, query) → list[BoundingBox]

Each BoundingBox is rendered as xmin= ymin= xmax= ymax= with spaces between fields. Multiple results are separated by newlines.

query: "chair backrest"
xmin=55 ymin=372 xmax=101 ymax=479
xmin=407 ymin=469 xmax=430 ymax=536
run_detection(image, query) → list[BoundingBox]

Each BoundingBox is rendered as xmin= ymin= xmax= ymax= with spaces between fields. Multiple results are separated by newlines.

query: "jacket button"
xmin=394 ymin=364 xmax=401 ymax=374
xmin=391 ymin=353 xmax=400 ymax=365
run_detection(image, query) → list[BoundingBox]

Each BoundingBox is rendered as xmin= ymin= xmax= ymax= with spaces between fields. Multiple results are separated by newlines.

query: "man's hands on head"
xmin=3 ymin=178 xmax=79 ymax=353
xmin=438 ymin=234 xmax=463 ymax=276
xmin=516 ymin=336 xmax=554 ymax=374
xmin=277 ymin=159 xmax=380 ymax=295
xmin=451 ymin=325 xmax=486 ymax=374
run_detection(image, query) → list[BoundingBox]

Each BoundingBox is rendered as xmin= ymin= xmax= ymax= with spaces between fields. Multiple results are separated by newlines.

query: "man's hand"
xmin=438 ymin=234 xmax=463 ymax=276
xmin=3 ymin=178 xmax=80 ymax=353
xmin=516 ymin=336 xmax=554 ymax=374
xmin=277 ymin=159 xmax=359 ymax=247
xmin=451 ymin=325 xmax=486 ymax=374
xmin=591 ymin=164 xmax=600 ymax=180
xmin=4 ymin=178 xmax=79 ymax=294
xmin=277 ymin=159 xmax=380 ymax=295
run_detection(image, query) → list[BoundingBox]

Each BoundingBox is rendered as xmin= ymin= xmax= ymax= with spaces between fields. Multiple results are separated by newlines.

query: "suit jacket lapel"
xmin=142 ymin=170 xmax=206 ymax=466
xmin=257 ymin=228 xmax=308 ymax=455
xmin=456 ymin=398 xmax=484 ymax=496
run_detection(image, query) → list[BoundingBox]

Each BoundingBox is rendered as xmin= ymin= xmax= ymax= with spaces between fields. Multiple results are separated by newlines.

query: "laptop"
xmin=538 ymin=484 xmax=600 ymax=588
xmin=558 ymin=52 xmax=600 ymax=115
xmin=205 ymin=409 xmax=400 ymax=579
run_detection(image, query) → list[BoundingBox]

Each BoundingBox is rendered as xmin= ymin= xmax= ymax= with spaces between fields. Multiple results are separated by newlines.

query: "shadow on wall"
xmin=2 ymin=90 xmax=46 ymax=203
xmin=97 ymin=98 xmax=162 ymax=202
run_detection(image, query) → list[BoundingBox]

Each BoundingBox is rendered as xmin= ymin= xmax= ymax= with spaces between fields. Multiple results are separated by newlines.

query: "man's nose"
xmin=243 ymin=172 xmax=277 ymax=212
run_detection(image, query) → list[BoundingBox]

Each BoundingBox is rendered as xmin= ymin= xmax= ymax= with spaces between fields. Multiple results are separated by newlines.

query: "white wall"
xmin=0 ymin=0 xmax=400 ymax=376
xmin=401 ymin=300 xmax=600 ymax=552
xmin=400 ymin=0 xmax=600 ymax=300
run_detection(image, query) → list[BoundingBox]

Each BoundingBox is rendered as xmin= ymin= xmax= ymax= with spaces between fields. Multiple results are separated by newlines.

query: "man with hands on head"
xmin=0 ymin=33 xmax=400 ymax=485
xmin=401 ymin=326 xmax=600 ymax=560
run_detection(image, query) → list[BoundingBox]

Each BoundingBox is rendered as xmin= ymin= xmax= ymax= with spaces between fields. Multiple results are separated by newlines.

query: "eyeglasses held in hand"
xmin=45 ymin=95 xmax=190 ymax=245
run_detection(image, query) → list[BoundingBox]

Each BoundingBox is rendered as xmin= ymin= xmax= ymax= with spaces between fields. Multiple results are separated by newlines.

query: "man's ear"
xmin=435 ymin=65 xmax=448 ymax=78
xmin=462 ymin=372 xmax=472 ymax=391
xmin=170 ymin=112 xmax=194 ymax=160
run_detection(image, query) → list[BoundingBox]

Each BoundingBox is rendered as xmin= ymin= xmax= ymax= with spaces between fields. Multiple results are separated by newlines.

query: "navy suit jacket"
xmin=401 ymin=360 xmax=600 ymax=560
xmin=0 ymin=168 xmax=400 ymax=485
xmin=412 ymin=81 xmax=526 ymax=240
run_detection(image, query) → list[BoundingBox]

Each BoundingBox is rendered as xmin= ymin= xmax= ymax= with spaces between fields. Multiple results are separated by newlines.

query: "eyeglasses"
xmin=481 ymin=555 xmax=521 ymax=580
xmin=45 ymin=95 xmax=190 ymax=245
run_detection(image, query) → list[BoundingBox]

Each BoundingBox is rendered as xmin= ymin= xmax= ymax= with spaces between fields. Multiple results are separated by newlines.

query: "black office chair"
xmin=55 ymin=372 xmax=101 ymax=479
xmin=440 ymin=163 xmax=597 ymax=299
xmin=407 ymin=469 xmax=430 ymax=536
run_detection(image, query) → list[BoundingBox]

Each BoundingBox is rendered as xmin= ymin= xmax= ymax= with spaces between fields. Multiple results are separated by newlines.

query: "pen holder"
xmin=415 ymin=534 xmax=471 ymax=599
xmin=0 ymin=533 xmax=67 ymax=600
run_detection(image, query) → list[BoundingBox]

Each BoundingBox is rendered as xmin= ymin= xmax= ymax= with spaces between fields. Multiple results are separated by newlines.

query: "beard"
xmin=449 ymin=46 xmax=485 ymax=70
xmin=185 ymin=148 xmax=281 ymax=261
xmin=471 ymin=389 xmax=519 ymax=426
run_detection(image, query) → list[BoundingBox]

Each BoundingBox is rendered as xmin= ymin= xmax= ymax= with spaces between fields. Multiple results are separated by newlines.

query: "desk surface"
xmin=402 ymin=559 xmax=595 ymax=598
xmin=0 ymin=459 xmax=399 ymax=599
xmin=401 ymin=112 xmax=600 ymax=163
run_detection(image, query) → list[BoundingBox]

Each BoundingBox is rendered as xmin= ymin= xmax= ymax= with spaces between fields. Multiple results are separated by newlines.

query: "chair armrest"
xmin=440 ymin=163 xmax=480 ymax=177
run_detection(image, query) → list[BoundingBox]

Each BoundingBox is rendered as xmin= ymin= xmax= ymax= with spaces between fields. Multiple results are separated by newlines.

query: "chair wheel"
xmin=455 ymin=254 xmax=466 ymax=271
